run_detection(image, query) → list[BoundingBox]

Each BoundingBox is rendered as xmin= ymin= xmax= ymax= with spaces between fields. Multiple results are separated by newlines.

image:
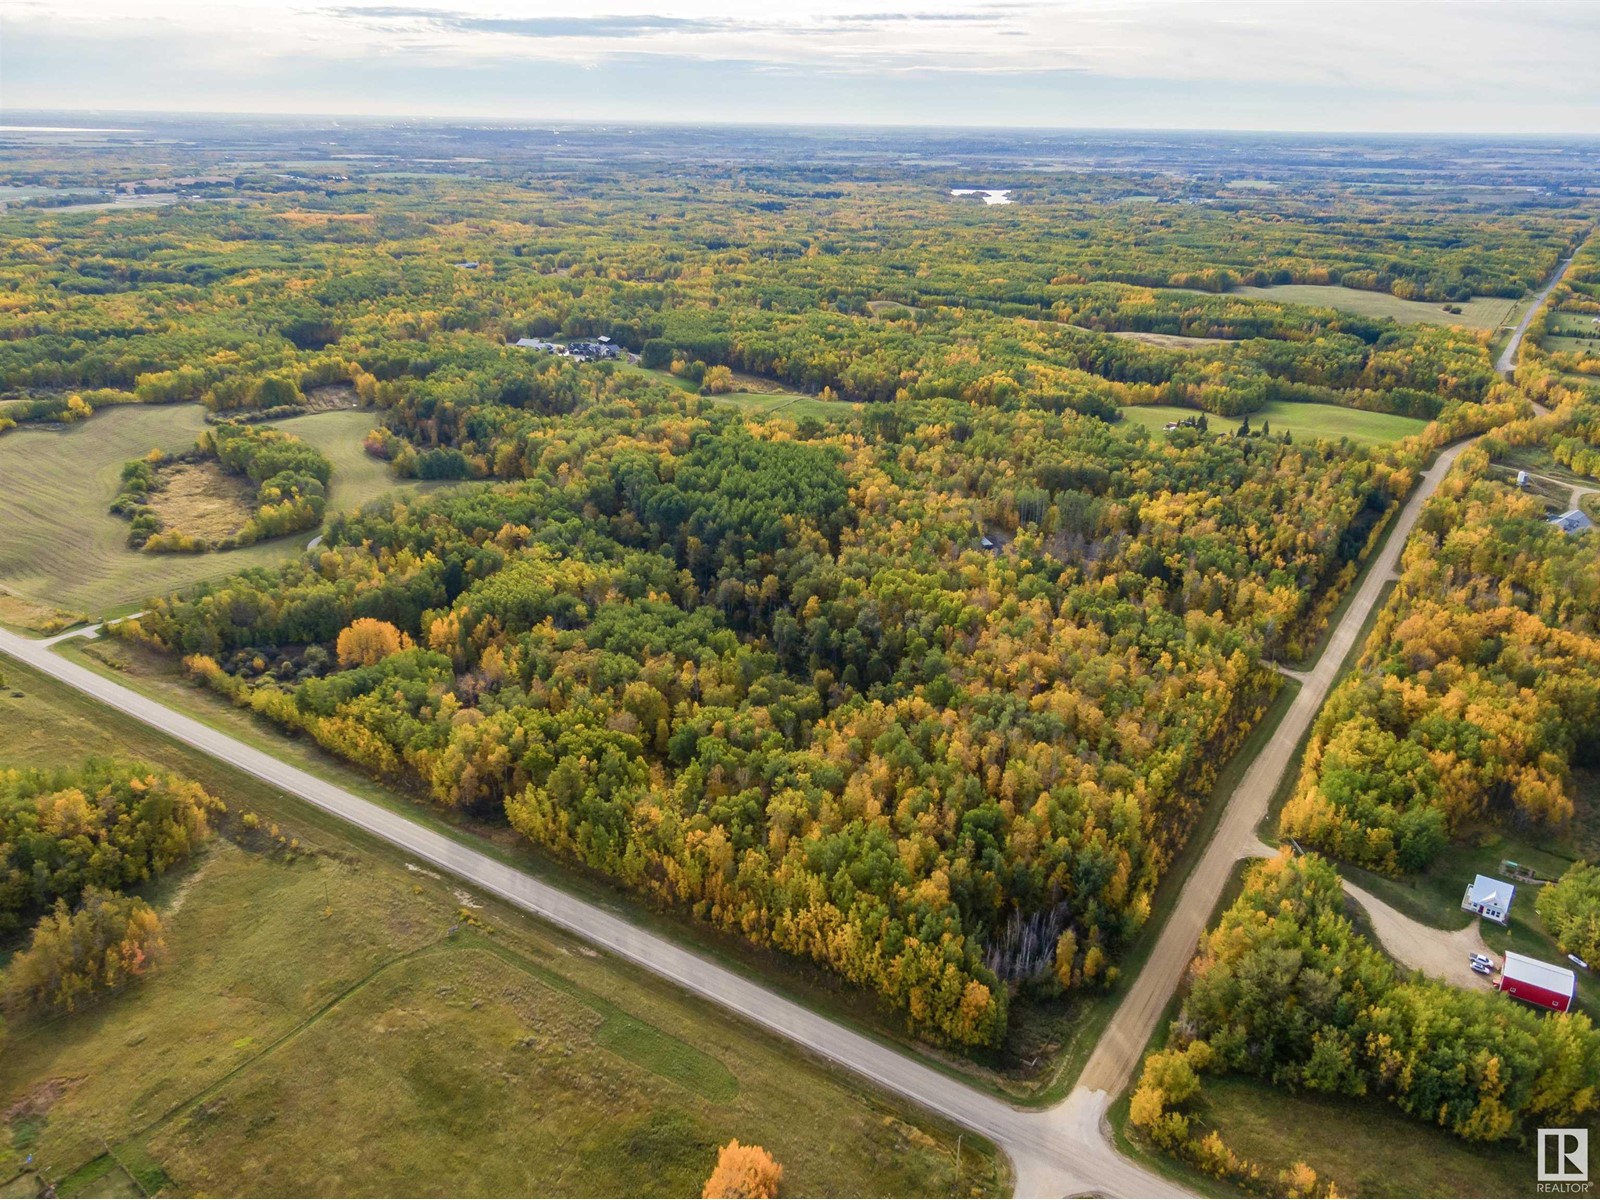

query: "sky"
xmin=3 ymin=0 xmax=1599 ymax=133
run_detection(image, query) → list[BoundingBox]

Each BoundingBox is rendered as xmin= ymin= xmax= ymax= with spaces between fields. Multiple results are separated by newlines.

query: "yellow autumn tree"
xmin=702 ymin=1140 xmax=782 ymax=1199
xmin=4 ymin=889 xmax=165 ymax=1015
xmin=336 ymin=618 xmax=410 ymax=667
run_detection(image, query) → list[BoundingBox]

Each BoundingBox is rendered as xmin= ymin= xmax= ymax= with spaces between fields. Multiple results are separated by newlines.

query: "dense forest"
xmin=117 ymin=379 xmax=1430 ymax=1045
xmin=0 ymin=156 xmax=1583 ymax=431
xmin=3 ymin=131 xmax=1593 ymax=1049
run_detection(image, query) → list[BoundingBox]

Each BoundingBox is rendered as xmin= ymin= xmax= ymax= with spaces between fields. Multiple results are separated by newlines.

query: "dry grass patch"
xmin=146 ymin=462 xmax=254 ymax=544
xmin=1105 ymin=329 xmax=1233 ymax=348
xmin=723 ymin=369 xmax=797 ymax=395
xmin=0 ymin=589 xmax=86 ymax=634
xmin=302 ymin=384 xmax=360 ymax=412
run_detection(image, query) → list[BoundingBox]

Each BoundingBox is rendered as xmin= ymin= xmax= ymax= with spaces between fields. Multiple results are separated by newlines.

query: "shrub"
xmin=702 ymin=1141 xmax=782 ymax=1199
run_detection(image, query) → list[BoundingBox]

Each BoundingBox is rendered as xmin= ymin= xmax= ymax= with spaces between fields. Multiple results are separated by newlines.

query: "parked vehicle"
xmin=1470 ymin=953 xmax=1496 ymax=975
xmin=1569 ymin=954 xmax=1590 ymax=971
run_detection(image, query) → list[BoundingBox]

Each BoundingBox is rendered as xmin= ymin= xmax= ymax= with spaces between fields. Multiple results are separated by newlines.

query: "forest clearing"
xmin=1216 ymin=284 xmax=1522 ymax=330
xmin=0 ymin=408 xmax=447 ymax=616
xmin=1118 ymin=401 xmax=1430 ymax=445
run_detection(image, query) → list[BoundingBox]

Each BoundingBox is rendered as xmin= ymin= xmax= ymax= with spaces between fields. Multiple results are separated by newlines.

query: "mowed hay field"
xmin=1215 ymin=284 xmax=1522 ymax=330
xmin=1119 ymin=401 xmax=1429 ymax=446
xmin=0 ymin=660 xmax=1006 ymax=1199
xmin=1542 ymin=311 xmax=1600 ymax=354
xmin=0 ymin=406 xmax=445 ymax=620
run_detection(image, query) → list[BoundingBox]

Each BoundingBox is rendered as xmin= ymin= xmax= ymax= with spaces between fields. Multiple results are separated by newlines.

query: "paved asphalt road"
xmin=0 ymin=434 xmax=1478 ymax=1198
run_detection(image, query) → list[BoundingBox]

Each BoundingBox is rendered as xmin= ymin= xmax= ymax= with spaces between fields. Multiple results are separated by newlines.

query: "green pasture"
xmin=1118 ymin=402 xmax=1429 ymax=446
xmin=1216 ymin=284 xmax=1520 ymax=331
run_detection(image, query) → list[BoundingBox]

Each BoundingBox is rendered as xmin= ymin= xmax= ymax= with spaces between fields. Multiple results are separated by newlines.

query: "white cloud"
xmin=2 ymin=0 xmax=1597 ymax=129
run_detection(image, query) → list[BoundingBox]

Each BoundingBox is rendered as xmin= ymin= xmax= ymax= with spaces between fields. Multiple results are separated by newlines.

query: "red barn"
xmin=1498 ymin=951 xmax=1576 ymax=1013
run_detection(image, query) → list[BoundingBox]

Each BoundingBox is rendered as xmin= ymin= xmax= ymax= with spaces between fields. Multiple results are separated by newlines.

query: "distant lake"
xmin=950 ymin=188 xmax=1014 ymax=206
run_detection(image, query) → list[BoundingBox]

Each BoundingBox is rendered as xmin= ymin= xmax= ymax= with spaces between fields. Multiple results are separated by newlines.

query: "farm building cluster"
xmin=513 ymin=336 xmax=622 ymax=362
xmin=1459 ymin=870 xmax=1582 ymax=1013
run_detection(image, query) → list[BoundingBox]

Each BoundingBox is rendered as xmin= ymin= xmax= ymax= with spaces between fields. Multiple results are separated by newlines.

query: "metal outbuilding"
xmin=1499 ymin=951 xmax=1576 ymax=1013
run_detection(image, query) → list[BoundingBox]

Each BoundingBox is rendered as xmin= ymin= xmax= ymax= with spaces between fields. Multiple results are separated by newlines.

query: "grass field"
xmin=1119 ymin=401 xmax=1429 ymax=446
xmin=709 ymin=390 xmax=859 ymax=423
xmin=1213 ymin=284 xmax=1521 ymax=330
xmin=0 ymin=658 xmax=1006 ymax=1199
xmin=0 ymin=407 xmax=448 ymax=621
xmin=1543 ymin=311 xmax=1600 ymax=352
xmin=1190 ymin=1076 xmax=1532 ymax=1198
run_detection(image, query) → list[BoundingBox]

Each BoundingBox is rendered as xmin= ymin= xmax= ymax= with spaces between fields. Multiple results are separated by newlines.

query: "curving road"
xmin=0 ymin=437 xmax=1483 ymax=1199
xmin=1246 ymin=839 xmax=1493 ymax=989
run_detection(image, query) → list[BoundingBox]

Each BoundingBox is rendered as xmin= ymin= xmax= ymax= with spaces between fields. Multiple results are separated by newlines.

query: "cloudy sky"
xmin=3 ymin=0 xmax=1598 ymax=132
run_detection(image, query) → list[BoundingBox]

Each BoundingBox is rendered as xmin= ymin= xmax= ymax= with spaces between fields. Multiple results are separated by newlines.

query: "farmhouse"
xmin=1461 ymin=874 xmax=1514 ymax=924
xmin=1498 ymin=951 xmax=1576 ymax=1013
xmin=1548 ymin=509 xmax=1594 ymax=534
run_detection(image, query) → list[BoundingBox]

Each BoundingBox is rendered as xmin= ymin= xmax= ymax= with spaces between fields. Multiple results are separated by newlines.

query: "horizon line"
xmin=6 ymin=108 xmax=1600 ymax=142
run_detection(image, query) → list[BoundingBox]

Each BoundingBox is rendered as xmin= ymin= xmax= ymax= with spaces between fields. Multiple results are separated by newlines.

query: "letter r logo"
xmin=1539 ymin=1128 xmax=1589 ymax=1183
